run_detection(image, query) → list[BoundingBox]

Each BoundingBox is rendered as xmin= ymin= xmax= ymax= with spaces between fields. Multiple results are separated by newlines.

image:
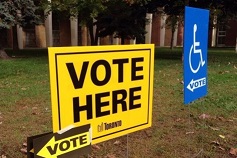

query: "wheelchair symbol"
xmin=189 ymin=24 xmax=205 ymax=74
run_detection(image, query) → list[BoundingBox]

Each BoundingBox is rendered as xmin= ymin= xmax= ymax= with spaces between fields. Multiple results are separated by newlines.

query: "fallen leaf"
xmin=113 ymin=140 xmax=121 ymax=145
xmin=32 ymin=112 xmax=39 ymax=115
xmin=32 ymin=107 xmax=38 ymax=110
xmin=106 ymin=154 xmax=116 ymax=158
xmin=20 ymin=148 xmax=27 ymax=154
xmin=21 ymin=87 xmax=27 ymax=90
xmin=92 ymin=144 xmax=100 ymax=150
xmin=219 ymin=135 xmax=225 ymax=139
xmin=209 ymin=126 xmax=220 ymax=131
xmin=199 ymin=113 xmax=210 ymax=119
xmin=176 ymin=118 xmax=182 ymax=122
xmin=22 ymin=106 xmax=28 ymax=109
xmin=1 ymin=155 xmax=7 ymax=158
xmin=23 ymin=142 xmax=27 ymax=147
xmin=186 ymin=131 xmax=194 ymax=135
xmin=219 ymin=146 xmax=225 ymax=151
xmin=144 ymin=130 xmax=152 ymax=137
xmin=211 ymin=141 xmax=220 ymax=146
xmin=218 ymin=117 xmax=225 ymax=121
xmin=229 ymin=148 xmax=237 ymax=156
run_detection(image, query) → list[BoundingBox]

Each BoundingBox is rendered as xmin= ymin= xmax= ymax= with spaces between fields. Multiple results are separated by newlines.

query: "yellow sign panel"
xmin=48 ymin=44 xmax=154 ymax=144
xmin=31 ymin=124 xmax=91 ymax=158
xmin=37 ymin=132 xmax=90 ymax=158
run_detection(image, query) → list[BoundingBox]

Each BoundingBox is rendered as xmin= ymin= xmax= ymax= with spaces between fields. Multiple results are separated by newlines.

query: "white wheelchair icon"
xmin=189 ymin=24 xmax=205 ymax=74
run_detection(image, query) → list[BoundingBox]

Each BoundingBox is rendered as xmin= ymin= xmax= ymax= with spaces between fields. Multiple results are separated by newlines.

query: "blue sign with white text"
xmin=184 ymin=6 xmax=210 ymax=104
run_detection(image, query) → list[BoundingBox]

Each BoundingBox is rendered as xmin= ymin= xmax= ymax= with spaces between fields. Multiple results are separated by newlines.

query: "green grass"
xmin=0 ymin=57 xmax=52 ymax=157
xmin=0 ymin=47 xmax=237 ymax=158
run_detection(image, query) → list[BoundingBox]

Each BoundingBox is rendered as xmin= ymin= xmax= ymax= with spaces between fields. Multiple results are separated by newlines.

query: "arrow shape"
xmin=30 ymin=148 xmax=34 ymax=153
xmin=187 ymin=77 xmax=206 ymax=92
xmin=37 ymin=132 xmax=90 ymax=158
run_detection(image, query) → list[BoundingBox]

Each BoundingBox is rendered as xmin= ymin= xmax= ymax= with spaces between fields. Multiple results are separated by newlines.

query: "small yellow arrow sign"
xmin=37 ymin=131 xmax=90 ymax=158
xmin=30 ymin=148 xmax=34 ymax=153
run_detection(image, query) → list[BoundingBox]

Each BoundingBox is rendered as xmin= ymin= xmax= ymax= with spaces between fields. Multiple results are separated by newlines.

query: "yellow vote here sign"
xmin=48 ymin=44 xmax=154 ymax=144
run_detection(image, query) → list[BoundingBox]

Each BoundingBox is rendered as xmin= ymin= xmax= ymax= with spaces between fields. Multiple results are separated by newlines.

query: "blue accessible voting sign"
xmin=184 ymin=6 xmax=210 ymax=104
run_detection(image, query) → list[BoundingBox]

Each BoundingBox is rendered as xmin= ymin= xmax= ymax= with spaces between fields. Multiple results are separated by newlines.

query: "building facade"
xmin=0 ymin=13 xmax=236 ymax=49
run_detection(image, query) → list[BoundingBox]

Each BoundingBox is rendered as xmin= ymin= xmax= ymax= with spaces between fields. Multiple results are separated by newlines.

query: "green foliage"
xmin=96 ymin=0 xmax=148 ymax=43
xmin=0 ymin=0 xmax=41 ymax=29
xmin=149 ymin=0 xmax=237 ymax=29
xmin=0 ymin=1 xmax=15 ymax=28
xmin=163 ymin=0 xmax=185 ymax=16
xmin=0 ymin=0 xmax=42 ymax=51
xmin=44 ymin=0 xmax=105 ymax=25
xmin=45 ymin=0 xmax=156 ymax=44
xmin=76 ymin=0 xmax=105 ymax=25
xmin=43 ymin=0 xmax=106 ymax=45
xmin=16 ymin=0 xmax=42 ymax=26
xmin=188 ymin=0 xmax=237 ymax=27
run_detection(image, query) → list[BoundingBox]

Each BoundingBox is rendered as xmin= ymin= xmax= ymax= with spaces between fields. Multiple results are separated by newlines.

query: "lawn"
xmin=0 ymin=47 xmax=237 ymax=158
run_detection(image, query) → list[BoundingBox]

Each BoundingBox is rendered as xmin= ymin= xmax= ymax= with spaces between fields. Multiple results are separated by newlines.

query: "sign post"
xmin=184 ymin=6 xmax=210 ymax=104
xmin=48 ymin=44 xmax=154 ymax=144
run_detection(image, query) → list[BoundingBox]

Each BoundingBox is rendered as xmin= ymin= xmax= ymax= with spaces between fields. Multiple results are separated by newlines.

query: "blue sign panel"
xmin=184 ymin=6 xmax=210 ymax=104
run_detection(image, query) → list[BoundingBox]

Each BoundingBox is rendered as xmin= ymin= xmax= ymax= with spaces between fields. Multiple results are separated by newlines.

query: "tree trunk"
xmin=81 ymin=26 xmax=88 ymax=46
xmin=94 ymin=28 xmax=99 ymax=46
xmin=121 ymin=37 xmax=125 ymax=45
xmin=170 ymin=29 xmax=175 ymax=50
xmin=185 ymin=0 xmax=189 ymax=6
xmin=235 ymin=37 xmax=237 ymax=53
xmin=0 ymin=48 xmax=11 ymax=59
xmin=12 ymin=25 xmax=19 ymax=51
xmin=88 ymin=26 xmax=95 ymax=45
xmin=87 ymin=20 xmax=96 ymax=45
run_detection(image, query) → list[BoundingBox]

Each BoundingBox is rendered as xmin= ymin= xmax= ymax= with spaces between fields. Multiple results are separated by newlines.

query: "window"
xmin=52 ymin=13 xmax=60 ymax=46
xmin=0 ymin=29 xmax=9 ymax=48
xmin=24 ymin=25 xmax=36 ymax=47
xmin=217 ymin=25 xmax=226 ymax=46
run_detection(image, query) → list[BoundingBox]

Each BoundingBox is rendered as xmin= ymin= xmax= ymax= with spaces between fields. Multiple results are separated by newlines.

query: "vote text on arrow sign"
xmin=187 ymin=77 xmax=206 ymax=92
xmin=37 ymin=132 xmax=90 ymax=157
xmin=30 ymin=124 xmax=91 ymax=158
